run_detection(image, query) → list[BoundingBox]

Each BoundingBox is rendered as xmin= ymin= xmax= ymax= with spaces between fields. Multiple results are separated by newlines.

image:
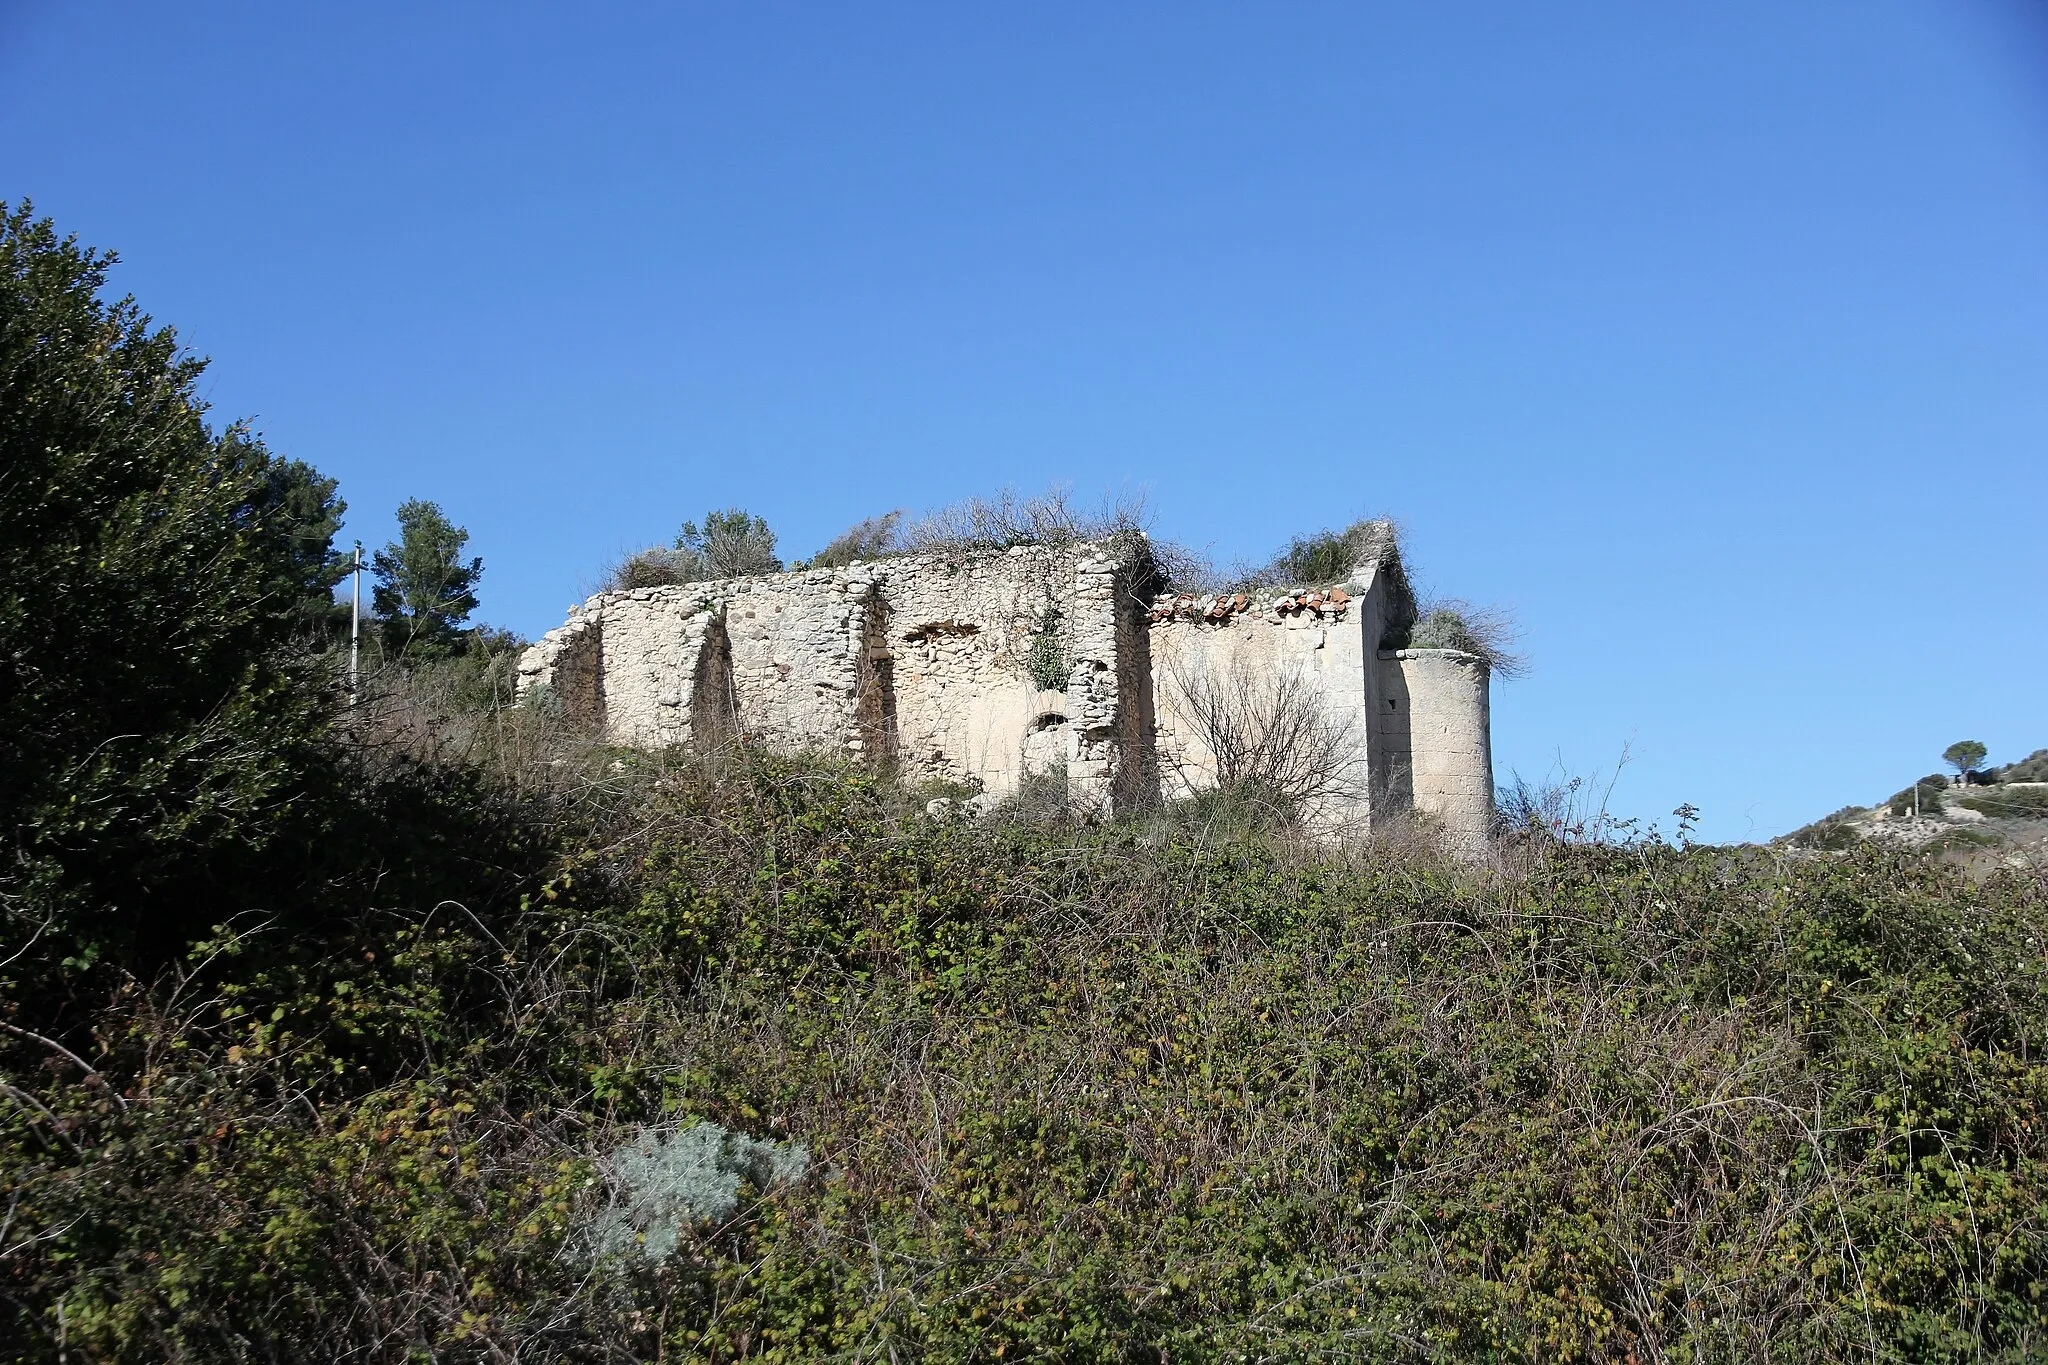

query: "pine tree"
xmin=371 ymin=499 xmax=483 ymax=658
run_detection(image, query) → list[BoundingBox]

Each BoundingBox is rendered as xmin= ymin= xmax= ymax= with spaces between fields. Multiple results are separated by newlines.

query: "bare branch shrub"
xmin=807 ymin=510 xmax=905 ymax=567
xmin=1404 ymin=597 xmax=1528 ymax=677
xmin=602 ymin=545 xmax=696 ymax=591
xmin=1162 ymin=651 xmax=1365 ymax=818
xmin=900 ymin=484 xmax=1104 ymax=552
xmin=900 ymin=484 xmax=1202 ymax=598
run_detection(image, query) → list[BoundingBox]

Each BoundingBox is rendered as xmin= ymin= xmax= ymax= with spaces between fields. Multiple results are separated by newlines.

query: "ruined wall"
xmin=514 ymin=546 xmax=1134 ymax=804
xmin=589 ymin=592 xmax=724 ymax=749
xmin=870 ymin=545 xmax=1089 ymax=799
xmin=516 ymin=531 xmax=1494 ymax=850
xmin=1147 ymin=565 xmax=1383 ymax=834
xmin=1065 ymin=550 xmax=1150 ymax=815
xmin=522 ymin=607 xmax=605 ymax=731
xmin=715 ymin=570 xmax=872 ymax=754
xmin=521 ymin=570 xmax=877 ymax=753
xmin=1377 ymin=648 xmax=1493 ymax=852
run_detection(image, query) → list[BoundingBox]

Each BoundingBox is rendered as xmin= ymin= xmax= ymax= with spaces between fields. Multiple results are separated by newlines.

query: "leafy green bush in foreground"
xmin=4 ymin=753 xmax=2044 ymax=1363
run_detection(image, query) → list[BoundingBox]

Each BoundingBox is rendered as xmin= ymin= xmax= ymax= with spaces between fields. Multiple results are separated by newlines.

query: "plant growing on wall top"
xmin=1229 ymin=518 xmax=1418 ymax=630
xmin=807 ymin=510 xmax=905 ymax=567
xmin=1398 ymin=599 xmax=1528 ymax=678
xmin=677 ymin=508 xmax=782 ymax=578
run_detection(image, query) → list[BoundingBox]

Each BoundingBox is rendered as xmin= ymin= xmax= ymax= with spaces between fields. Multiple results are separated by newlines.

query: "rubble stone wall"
xmin=590 ymin=593 xmax=722 ymax=749
xmin=869 ymin=545 xmax=1089 ymax=799
xmin=516 ymin=536 xmax=1495 ymax=849
xmin=715 ymin=570 xmax=872 ymax=753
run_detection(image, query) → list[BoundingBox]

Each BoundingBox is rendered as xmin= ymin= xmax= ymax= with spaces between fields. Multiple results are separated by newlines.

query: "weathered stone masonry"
xmin=519 ymin=535 xmax=1494 ymax=845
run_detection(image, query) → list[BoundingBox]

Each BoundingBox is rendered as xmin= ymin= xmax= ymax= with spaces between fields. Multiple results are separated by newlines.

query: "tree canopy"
xmin=676 ymin=508 xmax=782 ymax=578
xmin=1944 ymin=739 xmax=1989 ymax=781
xmin=372 ymin=498 xmax=483 ymax=657
xmin=0 ymin=202 xmax=343 ymax=961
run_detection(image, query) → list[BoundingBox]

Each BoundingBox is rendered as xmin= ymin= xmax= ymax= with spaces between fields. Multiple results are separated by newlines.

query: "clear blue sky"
xmin=6 ymin=1 xmax=2045 ymax=842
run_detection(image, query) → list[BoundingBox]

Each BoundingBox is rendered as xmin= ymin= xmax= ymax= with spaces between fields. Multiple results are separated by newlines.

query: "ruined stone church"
xmin=517 ymin=524 xmax=1494 ymax=848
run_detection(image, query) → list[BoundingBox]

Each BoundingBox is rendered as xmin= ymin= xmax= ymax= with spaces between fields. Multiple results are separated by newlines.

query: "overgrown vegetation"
xmin=1160 ymin=652 xmax=1367 ymax=820
xmin=603 ymin=508 xmax=784 ymax=590
xmin=1027 ymin=602 xmax=1070 ymax=691
xmin=8 ymin=746 xmax=2046 ymax=1362
xmin=1992 ymin=749 xmax=2048 ymax=784
xmin=1888 ymin=775 xmax=1950 ymax=818
xmin=899 ymin=484 xmax=1146 ymax=554
xmin=806 ymin=509 xmax=904 ymax=568
xmin=1405 ymin=598 xmax=1529 ymax=678
xmin=7 ymin=206 xmax=2047 ymax=1363
xmin=1962 ymin=786 xmax=2048 ymax=820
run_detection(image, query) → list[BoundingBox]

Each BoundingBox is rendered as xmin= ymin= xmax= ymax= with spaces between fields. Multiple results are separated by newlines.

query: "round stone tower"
xmin=1390 ymin=648 xmax=1493 ymax=853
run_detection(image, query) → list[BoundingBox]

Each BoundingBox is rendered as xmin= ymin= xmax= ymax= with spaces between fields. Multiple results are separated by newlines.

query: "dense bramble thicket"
xmin=5 ymin=743 xmax=2046 ymax=1362
xmin=4 ymin=206 xmax=2046 ymax=1362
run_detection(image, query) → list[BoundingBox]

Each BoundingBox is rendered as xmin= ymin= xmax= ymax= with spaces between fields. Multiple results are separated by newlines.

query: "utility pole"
xmin=349 ymin=540 xmax=362 ymax=706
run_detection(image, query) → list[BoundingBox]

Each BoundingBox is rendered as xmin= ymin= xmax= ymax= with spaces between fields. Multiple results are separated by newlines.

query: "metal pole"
xmin=349 ymin=541 xmax=362 ymax=706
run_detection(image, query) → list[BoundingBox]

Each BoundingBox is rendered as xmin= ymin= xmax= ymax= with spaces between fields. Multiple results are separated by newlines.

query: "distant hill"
xmin=1781 ymin=747 xmax=2048 ymax=867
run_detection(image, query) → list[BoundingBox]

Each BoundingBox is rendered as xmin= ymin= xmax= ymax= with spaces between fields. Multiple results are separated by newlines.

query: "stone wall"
xmin=1376 ymin=648 xmax=1493 ymax=852
xmin=1146 ymin=564 xmax=1385 ymax=835
xmin=516 ymin=542 xmax=1154 ymax=808
xmin=867 ymin=544 xmax=1090 ymax=799
xmin=517 ymin=532 xmax=1496 ymax=850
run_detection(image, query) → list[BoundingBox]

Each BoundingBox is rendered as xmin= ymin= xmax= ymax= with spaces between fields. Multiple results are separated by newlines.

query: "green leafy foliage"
xmin=6 ymin=751 xmax=2043 ymax=1362
xmin=676 ymin=507 xmax=782 ymax=578
xmin=248 ymin=441 xmax=352 ymax=641
xmin=1961 ymin=786 xmax=2048 ymax=820
xmin=1944 ymin=740 xmax=1989 ymax=782
xmin=1889 ymin=776 xmax=1950 ymax=817
xmin=0 ymin=204 xmax=350 ymax=967
xmin=1027 ymin=603 xmax=1069 ymax=690
xmin=371 ymin=498 xmax=483 ymax=658
xmin=1991 ymin=749 xmax=2048 ymax=784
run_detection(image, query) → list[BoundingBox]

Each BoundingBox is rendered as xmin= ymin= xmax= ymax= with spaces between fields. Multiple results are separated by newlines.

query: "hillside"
xmin=1783 ymin=748 xmax=2048 ymax=870
xmin=9 ymin=730 xmax=2048 ymax=1362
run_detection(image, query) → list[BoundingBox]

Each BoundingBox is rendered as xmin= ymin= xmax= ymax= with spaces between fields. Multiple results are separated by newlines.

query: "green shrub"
xmin=0 ymin=205 xmax=352 ymax=969
xmin=1787 ymin=814 xmax=1865 ymax=850
xmin=807 ymin=510 xmax=904 ymax=568
xmin=8 ymin=755 xmax=2044 ymax=1362
xmin=1027 ymin=603 xmax=1070 ymax=690
xmin=605 ymin=545 xmax=695 ymax=589
xmin=676 ymin=508 xmax=781 ymax=577
xmin=1888 ymin=776 xmax=1948 ymax=816
xmin=1962 ymin=786 xmax=2048 ymax=819
xmin=1991 ymin=748 xmax=2048 ymax=784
